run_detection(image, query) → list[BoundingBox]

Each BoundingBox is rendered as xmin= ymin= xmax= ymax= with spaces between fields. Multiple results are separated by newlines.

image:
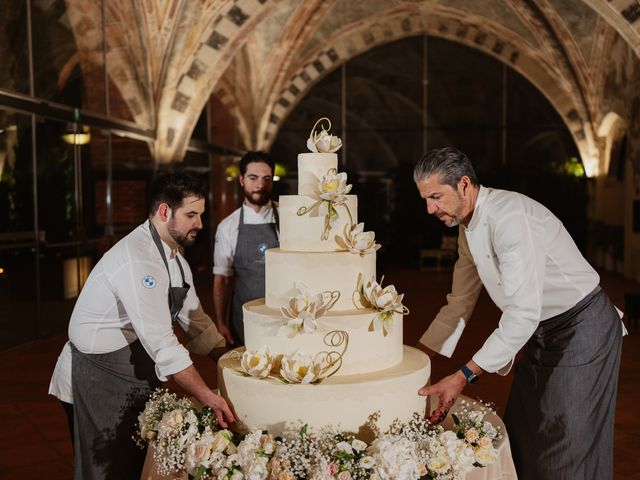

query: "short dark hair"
xmin=413 ymin=147 xmax=479 ymax=189
xmin=239 ymin=151 xmax=275 ymax=176
xmin=149 ymin=170 xmax=208 ymax=215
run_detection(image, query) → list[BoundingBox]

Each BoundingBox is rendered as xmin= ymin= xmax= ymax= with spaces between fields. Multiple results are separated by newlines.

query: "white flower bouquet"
xmin=450 ymin=400 xmax=502 ymax=467
xmin=138 ymin=390 xmax=502 ymax=480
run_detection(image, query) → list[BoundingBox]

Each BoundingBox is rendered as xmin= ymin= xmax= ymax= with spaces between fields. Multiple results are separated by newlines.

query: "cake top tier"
xmin=299 ymin=118 xmax=343 ymax=196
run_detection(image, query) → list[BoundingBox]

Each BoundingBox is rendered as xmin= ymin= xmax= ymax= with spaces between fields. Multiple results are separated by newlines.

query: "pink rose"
xmin=327 ymin=463 xmax=339 ymax=476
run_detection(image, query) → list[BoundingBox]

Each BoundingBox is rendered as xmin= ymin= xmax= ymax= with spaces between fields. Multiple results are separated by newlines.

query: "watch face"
xmin=468 ymin=373 xmax=479 ymax=384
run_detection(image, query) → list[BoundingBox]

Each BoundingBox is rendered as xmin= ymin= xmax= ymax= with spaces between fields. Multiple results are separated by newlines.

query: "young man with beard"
xmin=50 ymin=171 xmax=235 ymax=480
xmin=212 ymin=151 xmax=279 ymax=346
xmin=413 ymin=147 xmax=625 ymax=480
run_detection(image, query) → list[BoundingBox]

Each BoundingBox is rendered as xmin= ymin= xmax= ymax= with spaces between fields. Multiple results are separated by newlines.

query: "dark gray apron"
xmin=504 ymin=286 xmax=622 ymax=480
xmin=71 ymin=221 xmax=190 ymax=480
xmin=230 ymin=205 xmax=279 ymax=345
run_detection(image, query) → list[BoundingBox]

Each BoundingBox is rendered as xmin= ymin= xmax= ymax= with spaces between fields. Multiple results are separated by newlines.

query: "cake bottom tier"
xmin=218 ymin=346 xmax=430 ymax=438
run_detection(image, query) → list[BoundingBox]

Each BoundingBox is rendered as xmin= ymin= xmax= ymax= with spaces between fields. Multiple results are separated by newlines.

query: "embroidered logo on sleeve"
xmin=142 ymin=275 xmax=156 ymax=288
xmin=258 ymin=242 xmax=268 ymax=254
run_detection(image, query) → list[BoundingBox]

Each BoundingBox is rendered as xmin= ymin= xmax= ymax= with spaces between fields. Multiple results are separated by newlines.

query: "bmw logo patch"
xmin=142 ymin=275 xmax=156 ymax=288
xmin=258 ymin=243 xmax=268 ymax=254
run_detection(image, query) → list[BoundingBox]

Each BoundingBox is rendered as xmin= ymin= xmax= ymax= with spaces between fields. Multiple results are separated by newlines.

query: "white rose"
xmin=483 ymin=421 xmax=498 ymax=439
xmin=465 ymin=428 xmax=479 ymax=443
xmin=427 ymin=456 xmax=450 ymax=475
xmin=336 ymin=441 xmax=353 ymax=454
xmin=477 ymin=437 xmax=493 ymax=449
xmin=185 ymin=438 xmax=213 ymax=474
xmin=351 ymin=439 xmax=367 ymax=452
xmin=336 ymin=471 xmax=351 ymax=480
xmin=474 ymin=447 xmax=498 ymax=466
xmin=230 ymin=470 xmax=244 ymax=480
xmin=158 ymin=409 xmax=184 ymax=436
xmin=211 ymin=429 xmax=233 ymax=453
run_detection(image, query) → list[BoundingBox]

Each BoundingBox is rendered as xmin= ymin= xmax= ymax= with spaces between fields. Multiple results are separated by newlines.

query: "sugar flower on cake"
xmin=354 ymin=275 xmax=409 ymax=336
xmin=307 ymin=117 xmax=342 ymax=153
xmin=279 ymin=350 xmax=326 ymax=384
xmin=279 ymin=285 xmax=340 ymax=338
xmin=240 ymin=346 xmax=276 ymax=379
xmin=316 ymin=169 xmax=352 ymax=205
xmin=335 ymin=222 xmax=381 ymax=256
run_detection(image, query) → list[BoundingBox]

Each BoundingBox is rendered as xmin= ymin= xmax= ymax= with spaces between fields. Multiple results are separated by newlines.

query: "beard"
xmin=168 ymin=221 xmax=199 ymax=248
xmin=244 ymin=188 xmax=270 ymax=206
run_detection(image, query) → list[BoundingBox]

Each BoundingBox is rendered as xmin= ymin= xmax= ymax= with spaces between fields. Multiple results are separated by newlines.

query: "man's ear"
xmin=239 ymin=174 xmax=245 ymax=188
xmin=157 ymin=203 xmax=171 ymax=222
xmin=458 ymin=175 xmax=471 ymax=196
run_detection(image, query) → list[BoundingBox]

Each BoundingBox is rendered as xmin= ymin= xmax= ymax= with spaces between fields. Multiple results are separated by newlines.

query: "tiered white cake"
xmin=218 ymin=123 xmax=430 ymax=436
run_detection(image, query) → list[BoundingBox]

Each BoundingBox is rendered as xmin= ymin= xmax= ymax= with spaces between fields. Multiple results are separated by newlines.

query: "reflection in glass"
xmin=0 ymin=1 xmax=30 ymax=93
xmin=32 ymin=0 xmax=107 ymax=114
xmin=0 ymin=111 xmax=37 ymax=349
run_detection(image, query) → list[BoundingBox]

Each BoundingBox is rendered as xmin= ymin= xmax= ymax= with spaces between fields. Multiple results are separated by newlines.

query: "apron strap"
xmin=148 ymin=220 xmax=188 ymax=287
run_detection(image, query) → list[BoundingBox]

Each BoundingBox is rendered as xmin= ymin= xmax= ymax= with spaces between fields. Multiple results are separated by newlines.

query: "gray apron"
xmin=71 ymin=221 xmax=190 ymax=479
xmin=504 ymin=286 xmax=622 ymax=480
xmin=231 ymin=205 xmax=279 ymax=345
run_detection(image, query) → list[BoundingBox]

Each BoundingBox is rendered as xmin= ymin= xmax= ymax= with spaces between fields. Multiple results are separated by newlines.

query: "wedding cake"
xmin=218 ymin=119 xmax=431 ymax=436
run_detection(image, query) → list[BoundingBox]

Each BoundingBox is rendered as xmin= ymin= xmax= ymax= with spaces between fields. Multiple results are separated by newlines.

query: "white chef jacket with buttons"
xmin=213 ymin=201 xmax=277 ymax=277
xmin=420 ymin=185 xmax=601 ymax=375
xmin=49 ymin=221 xmax=224 ymax=402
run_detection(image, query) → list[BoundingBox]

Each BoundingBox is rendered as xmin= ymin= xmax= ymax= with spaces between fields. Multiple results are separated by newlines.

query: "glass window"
xmin=0 ymin=1 xmax=30 ymax=94
xmin=32 ymin=0 xmax=107 ymax=115
xmin=0 ymin=111 xmax=37 ymax=348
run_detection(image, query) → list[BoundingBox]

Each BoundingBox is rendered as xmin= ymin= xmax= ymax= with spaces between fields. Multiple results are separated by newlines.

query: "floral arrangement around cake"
xmin=137 ymin=390 xmax=501 ymax=480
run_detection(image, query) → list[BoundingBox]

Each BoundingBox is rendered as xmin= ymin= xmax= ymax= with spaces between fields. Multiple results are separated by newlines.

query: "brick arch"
xmin=258 ymin=10 xmax=600 ymax=176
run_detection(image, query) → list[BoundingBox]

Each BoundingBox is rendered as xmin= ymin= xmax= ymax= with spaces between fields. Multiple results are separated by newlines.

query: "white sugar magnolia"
xmin=335 ymin=222 xmax=380 ymax=256
xmin=279 ymin=285 xmax=340 ymax=338
xmin=279 ymin=351 xmax=325 ymax=384
xmin=240 ymin=346 xmax=276 ymax=378
xmin=307 ymin=117 xmax=342 ymax=153
xmin=355 ymin=275 xmax=409 ymax=336
xmin=316 ymin=169 xmax=352 ymax=205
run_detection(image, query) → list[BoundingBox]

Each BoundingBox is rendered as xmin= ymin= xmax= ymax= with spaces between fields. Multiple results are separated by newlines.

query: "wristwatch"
xmin=459 ymin=364 xmax=479 ymax=384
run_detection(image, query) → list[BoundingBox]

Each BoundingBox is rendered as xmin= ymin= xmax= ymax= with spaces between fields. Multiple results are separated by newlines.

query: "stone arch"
xmin=583 ymin=0 xmax=640 ymax=59
xmin=596 ymin=111 xmax=627 ymax=177
xmin=258 ymin=9 xmax=599 ymax=175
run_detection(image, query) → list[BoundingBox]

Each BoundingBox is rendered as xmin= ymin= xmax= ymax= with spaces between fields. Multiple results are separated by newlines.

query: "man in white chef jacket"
xmin=51 ymin=170 xmax=235 ymax=480
xmin=415 ymin=147 xmax=624 ymax=480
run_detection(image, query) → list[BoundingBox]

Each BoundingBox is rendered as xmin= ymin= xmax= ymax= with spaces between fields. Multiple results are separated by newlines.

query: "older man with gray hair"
xmin=414 ymin=146 xmax=624 ymax=480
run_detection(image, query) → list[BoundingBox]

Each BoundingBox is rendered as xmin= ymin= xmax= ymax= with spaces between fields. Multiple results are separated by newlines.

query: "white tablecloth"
xmin=141 ymin=395 xmax=517 ymax=480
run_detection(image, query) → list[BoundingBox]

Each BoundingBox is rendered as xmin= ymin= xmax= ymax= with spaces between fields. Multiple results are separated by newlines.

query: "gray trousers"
xmin=504 ymin=287 xmax=623 ymax=480
xmin=71 ymin=341 xmax=161 ymax=480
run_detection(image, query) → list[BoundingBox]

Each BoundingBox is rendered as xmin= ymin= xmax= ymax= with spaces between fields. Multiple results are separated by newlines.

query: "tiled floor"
xmin=0 ymin=268 xmax=637 ymax=479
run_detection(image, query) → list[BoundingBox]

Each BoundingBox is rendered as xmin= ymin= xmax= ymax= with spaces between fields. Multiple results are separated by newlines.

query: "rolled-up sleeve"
xmin=472 ymin=212 xmax=545 ymax=375
xmin=111 ymin=260 xmax=192 ymax=381
xmin=420 ymin=229 xmax=483 ymax=356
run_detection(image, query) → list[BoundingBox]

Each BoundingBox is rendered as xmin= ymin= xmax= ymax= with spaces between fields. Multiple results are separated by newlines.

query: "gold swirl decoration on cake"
xmin=230 ymin=330 xmax=349 ymax=384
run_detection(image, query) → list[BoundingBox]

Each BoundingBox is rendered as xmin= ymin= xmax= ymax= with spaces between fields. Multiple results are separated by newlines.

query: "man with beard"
xmin=414 ymin=147 xmax=625 ymax=480
xmin=212 ymin=151 xmax=279 ymax=346
xmin=51 ymin=170 xmax=235 ymax=479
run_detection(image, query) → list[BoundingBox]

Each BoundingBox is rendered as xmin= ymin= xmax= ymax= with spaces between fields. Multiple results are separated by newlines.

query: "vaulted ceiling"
xmin=60 ymin=0 xmax=640 ymax=171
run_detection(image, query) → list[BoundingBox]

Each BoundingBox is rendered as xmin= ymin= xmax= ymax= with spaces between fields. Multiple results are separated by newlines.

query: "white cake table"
xmin=141 ymin=395 xmax=517 ymax=480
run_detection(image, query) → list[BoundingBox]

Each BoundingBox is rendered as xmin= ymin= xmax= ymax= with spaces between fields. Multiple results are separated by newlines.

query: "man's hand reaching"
xmin=418 ymin=369 xmax=467 ymax=425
